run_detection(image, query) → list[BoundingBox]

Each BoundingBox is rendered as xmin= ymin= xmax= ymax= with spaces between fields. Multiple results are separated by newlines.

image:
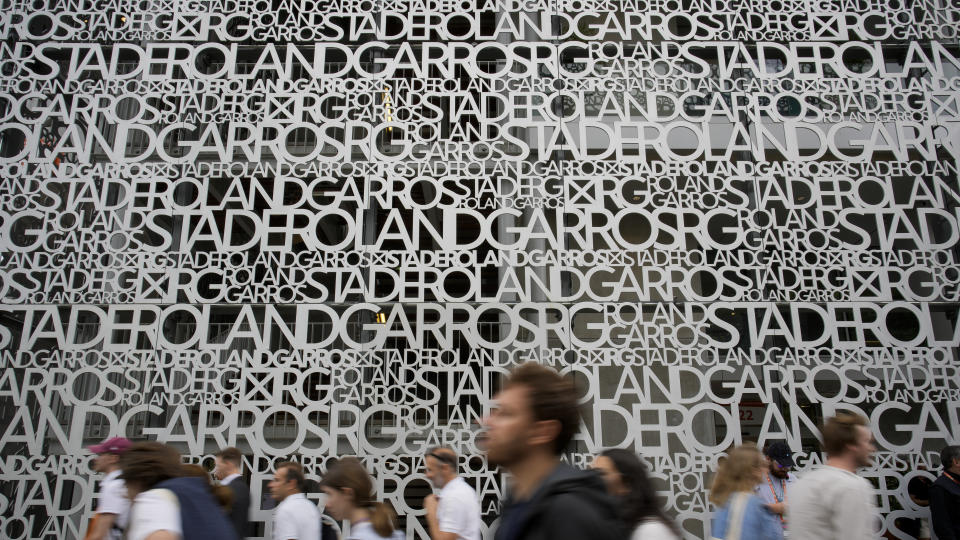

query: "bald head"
xmin=425 ymin=447 xmax=457 ymax=489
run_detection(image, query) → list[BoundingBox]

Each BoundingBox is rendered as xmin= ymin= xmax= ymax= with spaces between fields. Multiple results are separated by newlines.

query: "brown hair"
xmin=822 ymin=413 xmax=868 ymax=456
xmin=322 ymin=457 xmax=397 ymax=537
xmin=182 ymin=464 xmax=234 ymax=511
xmin=709 ymin=445 xmax=763 ymax=506
xmin=505 ymin=362 xmax=581 ymax=455
xmin=216 ymin=447 xmax=242 ymax=468
xmin=277 ymin=461 xmax=306 ymax=492
xmin=119 ymin=442 xmax=183 ymax=493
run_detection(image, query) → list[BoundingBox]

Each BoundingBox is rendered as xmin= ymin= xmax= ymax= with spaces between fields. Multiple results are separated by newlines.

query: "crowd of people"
xmin=84 ymin=363 xmax=960 ymax=540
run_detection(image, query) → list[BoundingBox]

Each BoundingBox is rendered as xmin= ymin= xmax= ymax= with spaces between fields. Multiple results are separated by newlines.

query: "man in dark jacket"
xmin=215 ymin=447 xmax=251 ymax=539
xmin=931 ymin=445 xmax=960 ymax=540
xmin=482 ymin=363 xmax=625 ymax=540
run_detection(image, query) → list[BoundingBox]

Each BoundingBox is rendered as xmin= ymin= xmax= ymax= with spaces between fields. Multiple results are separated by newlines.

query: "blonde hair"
xmin=709 ymin=445 xmax=763 ymax=506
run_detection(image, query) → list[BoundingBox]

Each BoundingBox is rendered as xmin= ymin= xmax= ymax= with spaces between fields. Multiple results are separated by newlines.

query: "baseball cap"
xmin=764 ymin=442 xmax=795 ymax=468
xmin=88 ymin=437 xmax=132 ymax=455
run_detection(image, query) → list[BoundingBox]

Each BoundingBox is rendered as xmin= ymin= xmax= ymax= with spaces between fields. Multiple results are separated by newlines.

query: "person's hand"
xmin=425 ymin=494 xmax=438 ymax=517
xmin=767 ymin=502 xmax=786 ymax=515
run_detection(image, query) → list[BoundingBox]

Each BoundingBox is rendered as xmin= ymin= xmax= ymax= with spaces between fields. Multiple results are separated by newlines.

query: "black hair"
xmin=907 ymin=476 xmax=932 ymax=500
xmin=941 ymin=445 xmax=960 ymax=471
xmin=601 ymin=449 xmax=681 ymax=537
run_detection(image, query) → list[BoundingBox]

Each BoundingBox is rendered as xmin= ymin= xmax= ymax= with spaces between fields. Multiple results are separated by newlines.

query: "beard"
xmin=485 ymin=437 xmax=527 ymax=468
xmin=770 ymin=466 xmax=790 ymax=479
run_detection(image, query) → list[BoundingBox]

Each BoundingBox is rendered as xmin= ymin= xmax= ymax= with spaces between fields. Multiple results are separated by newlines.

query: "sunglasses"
xmin=427 ymin=452 xmax=457 ymax=467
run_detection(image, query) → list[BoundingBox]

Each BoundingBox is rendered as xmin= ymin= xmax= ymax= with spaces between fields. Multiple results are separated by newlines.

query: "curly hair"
xmin=119 ymin=442 xmax=183 ymax=493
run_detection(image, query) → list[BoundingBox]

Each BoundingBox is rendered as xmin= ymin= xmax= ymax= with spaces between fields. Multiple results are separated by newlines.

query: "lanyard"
xmin=766 ymin=473 xmax=787 ymax=525
xmin=946 ymin=472 xmax=960 ymax=486
xmin=766 ymin=473 xmax=786 ymax=502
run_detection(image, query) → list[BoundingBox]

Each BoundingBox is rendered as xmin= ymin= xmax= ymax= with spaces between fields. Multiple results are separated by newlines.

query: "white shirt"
xmin=274 ymin=493 xmax=321 ymax=540
xmin=347 ymin=521 xmax=404 ymax=540
xmin=221 ymin=473 xmax=242 ymax=486
xmin=127 ymin=488 xmax=181 ymax=540
xmin=436 ymin=477 xmax=482 ymax=540
xmin=631 ymin=520 xmax=680 ymax=540
xmin=96 ymin=470 xmax=130 ymax=540
xmin=789 ymin=466 xmax=879 ymax=540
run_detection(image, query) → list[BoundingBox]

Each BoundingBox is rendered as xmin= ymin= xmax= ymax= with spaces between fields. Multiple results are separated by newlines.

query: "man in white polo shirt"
xmin=424 ymin=446 xmax=481 ymax=540
xmin=790 ymin=413 xmax=879 ymax=540
xmin=269 ymin=461 xmax=321 ymax=540
xmin=86 ymin=437 xmax=132 ymax=540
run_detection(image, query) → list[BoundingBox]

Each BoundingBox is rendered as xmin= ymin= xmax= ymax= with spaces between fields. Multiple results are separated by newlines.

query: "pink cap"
xmin=88 ymin=437 xmax=132 ymax=455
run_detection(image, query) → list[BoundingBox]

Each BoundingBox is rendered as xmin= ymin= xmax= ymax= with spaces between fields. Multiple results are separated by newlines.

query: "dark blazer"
xmin=154 ymin=477 xmax=236 ymax=540
xmin=931 ymin=471 xmax=960 ymax=540
xmin=224 ymin=476 xmax=251 ymax=539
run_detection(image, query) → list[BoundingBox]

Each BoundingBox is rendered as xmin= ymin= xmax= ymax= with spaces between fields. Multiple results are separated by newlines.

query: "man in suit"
xmin=931 ymin=445 xmax=960 ymax=540
xmin=215 ymin=447 xmax=251 ymax=539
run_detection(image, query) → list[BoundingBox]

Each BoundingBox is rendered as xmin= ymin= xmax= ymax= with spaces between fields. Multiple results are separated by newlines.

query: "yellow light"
xmin=376 ymin=312 xmax=386 ymax=323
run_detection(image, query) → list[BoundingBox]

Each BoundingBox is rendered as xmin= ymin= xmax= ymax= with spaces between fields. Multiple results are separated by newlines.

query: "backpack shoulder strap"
xmin=725 ymin=492 xmax=751 ymax=540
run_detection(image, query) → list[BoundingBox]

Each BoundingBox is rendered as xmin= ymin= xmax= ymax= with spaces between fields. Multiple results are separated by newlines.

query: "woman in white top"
xmin=592 ymin=449 xmax=683 ymax=540
xmin=120 ymin=442 xmax=236 ymax=540
xmin=320 ymin=457 xmax=404 ymax=540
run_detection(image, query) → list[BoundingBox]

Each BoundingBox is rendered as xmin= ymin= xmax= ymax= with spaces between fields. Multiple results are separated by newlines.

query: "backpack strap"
xmin=725 ymin=492 xmax=750 ymax=540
